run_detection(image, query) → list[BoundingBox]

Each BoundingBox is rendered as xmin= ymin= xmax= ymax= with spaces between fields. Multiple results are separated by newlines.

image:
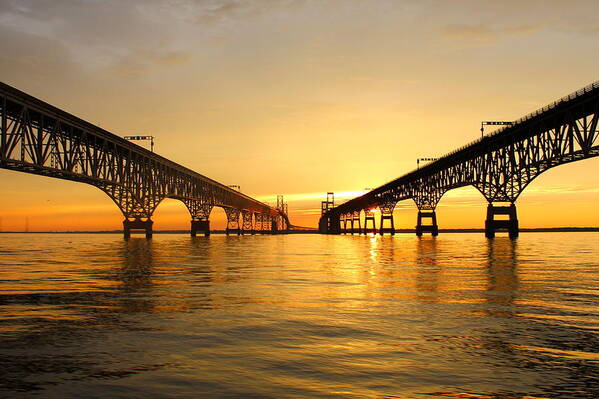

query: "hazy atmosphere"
xmin=1 ymin=0 xmax=599 ymax=230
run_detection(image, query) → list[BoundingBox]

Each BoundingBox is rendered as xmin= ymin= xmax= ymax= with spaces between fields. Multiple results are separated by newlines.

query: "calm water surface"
xmin=0 ymin=233 xmax=598 ymax=398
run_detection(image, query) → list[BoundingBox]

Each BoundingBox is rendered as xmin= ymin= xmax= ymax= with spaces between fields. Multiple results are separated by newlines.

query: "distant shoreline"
xmin=1 ymin=227 xmax=599 ymax=234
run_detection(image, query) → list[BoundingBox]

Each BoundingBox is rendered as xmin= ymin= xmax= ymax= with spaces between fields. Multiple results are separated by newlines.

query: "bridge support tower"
xmin=224 ymin=207 xmax=241 ymax=235
xmin=181 ymin=200 xmax=212 ymax=237
xmin=351 ymin=211 xmax=361 ymax=234
xmin=379 ymin=201 xmax=397 ymax=235
xmin=123 ymin=218 xmax=153 ymax=239
xmin=241 ymin=210 xmax=253 ymax=235
xmin=363 ymin=209 xmax=376 ymax=234
xmin=190 ymin=220 xmax=210 ymax=237
xmin=485 ymin=203 xmax=519 ymax=238
xmin=416 ymin=210 xmax=439 ymax=236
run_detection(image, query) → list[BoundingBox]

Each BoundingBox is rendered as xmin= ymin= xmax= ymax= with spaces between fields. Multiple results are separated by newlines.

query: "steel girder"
xmin=0 ymin=82 xmax=286 ymax=226
xmin=324 ymin=81 xmax=599 ymax=226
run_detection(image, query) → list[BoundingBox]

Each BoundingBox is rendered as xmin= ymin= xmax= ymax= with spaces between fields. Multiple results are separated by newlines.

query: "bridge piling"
xmin=416 ymin=210 xmax=439 ymax=236
xmin=379 ymin=213 xmax=395 ymax=235
xmin=123 ymin=219 xmax=153 ymax=239
xmin=352 ymin=211 xmax=361 ymax=234
xmin=190 ymin=220 xmax=210 ymax=237
xmin=363 ymin=210 xmax=376 ymax=234
xmin=485 ymin=204 xmax=519 ymax=238
xmin=241 ymin=210 xmax=253 ymax=235
xmin=378 ymin=201 xmax=397 ymax=235
xmin=224 ymin=207 xmax=241 ymax=236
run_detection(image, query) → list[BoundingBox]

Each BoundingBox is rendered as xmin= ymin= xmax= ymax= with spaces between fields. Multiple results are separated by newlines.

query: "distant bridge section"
xmin=321 ymin=80 xmax=599 ymax=237
xmin=0 ymin=82 xmax=290 ymax=237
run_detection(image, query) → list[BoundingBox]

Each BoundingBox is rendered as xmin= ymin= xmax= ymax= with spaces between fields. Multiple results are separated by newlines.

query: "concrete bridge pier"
xmin=182 ymin=200 xmax=212 ymax=237
xmin=485 ymin=203 xmax=519 ymax=238
xmin=241 ymin=210 xmax=253 ymax=235
xmin=191 ymin=220 xmax=210 ymax=237
xmin=351 ymin=211 xmax=361 ymax=234
xmin=416 ymin=210 xmax=439 ymax=236
xmin=363 ymin=210 xmax=376 ymax=234
xmin=224 ymin=207 xmax=241 ymax=236
xmin=378 ymin=202 xmax=397 ymax=235
xmin=329 ymin=213 xmax=341 ymax=234
xmin=379 ymin=213 xmax=395 ymax=235
xmin=123 ymin=218 xmax=153 ymax=239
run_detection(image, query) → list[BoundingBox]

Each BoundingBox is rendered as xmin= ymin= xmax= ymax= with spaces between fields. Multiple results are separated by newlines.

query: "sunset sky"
xmin=1 ymin=0 xmax=599 ymax=231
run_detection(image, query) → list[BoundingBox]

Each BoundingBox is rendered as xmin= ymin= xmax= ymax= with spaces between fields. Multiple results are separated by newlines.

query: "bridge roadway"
xmin=320 ymin=80 xmax=599 ymax=237
xmin=0 ymin=82 xmax=290 ymax=237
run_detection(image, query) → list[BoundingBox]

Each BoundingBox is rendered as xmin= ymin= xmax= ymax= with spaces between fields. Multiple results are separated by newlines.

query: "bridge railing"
xmin=443 ymin=80 xmax=599 ymax=159
xmin=394 ymin=80 xmax=599 ymax=181
xmin=328 ymin=79 xmax=599 ymax=212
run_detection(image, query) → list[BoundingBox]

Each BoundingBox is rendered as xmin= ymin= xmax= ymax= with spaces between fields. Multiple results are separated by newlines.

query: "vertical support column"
xmin=182 ymin=200 xmax=212 ymax=237
xmin=254 ymin=213 xmax=262 ymax=234
xmin=352 ymin=211 xmax=361 ymax=235
xmin=224 ymin=207 xmax=241 ymax=236
xmin=363 ymin=209 xmax=376 ymax=234
xmin=241 ymin=210 xmax=253 ymax=235
xmin=379 ymin=213 xmax=395 ymax=235
xmin=416 ymin=210 xmax=439 ymax=236
xmin=329 ymin=213 xmax=341 ymax=234
xmin=378 ymin=200 xmax=397 ymax=236
xmin=100 ymin=185 xmax=162 ymax=240
xmin=191 ymin=220 xmax=210 ymax=237
xmin=123 ymin=218 xmax=153 ymax=239
xmin=485 ymin=203 xmax=519 ymax=238
xmin=263 ymin=214 xmax=271 ymax=234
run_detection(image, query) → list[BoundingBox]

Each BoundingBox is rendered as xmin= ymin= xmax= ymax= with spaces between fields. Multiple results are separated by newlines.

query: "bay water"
xmin=0 ymin=233 xmax=598 ymax=398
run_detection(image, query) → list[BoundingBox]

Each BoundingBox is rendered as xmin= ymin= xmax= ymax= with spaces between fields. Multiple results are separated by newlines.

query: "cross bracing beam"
xmin=0 ymin=82 xmax=290 ymax=233
xmin=322 ymin=80 xmax=599 ymax=233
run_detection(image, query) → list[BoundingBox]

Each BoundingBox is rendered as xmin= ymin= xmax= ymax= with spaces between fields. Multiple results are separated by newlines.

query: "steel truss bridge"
xmin=0 ymin=82 xmax=290 ymax=237
xmin=320 ymin=80 xmax=599 ymax=238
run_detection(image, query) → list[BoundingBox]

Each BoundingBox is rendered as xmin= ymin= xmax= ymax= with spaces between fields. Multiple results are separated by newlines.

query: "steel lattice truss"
xmin=0 ymin=82 xmax=290 ymax=230
xmin=327 ymin=81 xmax=599 ymax=227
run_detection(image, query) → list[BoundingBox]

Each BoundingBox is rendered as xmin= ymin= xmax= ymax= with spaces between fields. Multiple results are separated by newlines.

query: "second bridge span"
xmin=321 ymin=80 xmax=599 ymax=237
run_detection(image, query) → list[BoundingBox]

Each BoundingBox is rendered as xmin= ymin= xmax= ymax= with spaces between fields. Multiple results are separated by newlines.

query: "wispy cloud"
xmin=107 ymin=49 xmax=192 ymax=77
xmin=442 ymin=23 xmax=543 ymax=46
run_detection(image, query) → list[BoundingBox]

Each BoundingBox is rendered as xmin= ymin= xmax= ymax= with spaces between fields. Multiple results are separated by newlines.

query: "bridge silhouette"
xmin=0 ymin=82 xmax=290 ymax=237
xmin=320 ymin=80 xmax=599 ymax=238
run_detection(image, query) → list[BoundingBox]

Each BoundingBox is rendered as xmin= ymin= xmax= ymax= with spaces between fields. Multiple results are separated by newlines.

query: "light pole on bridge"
xmin=124 ymin=135 xmax=155 ymax=152
xmin=480 ymin=121 xmax=513 ymax=138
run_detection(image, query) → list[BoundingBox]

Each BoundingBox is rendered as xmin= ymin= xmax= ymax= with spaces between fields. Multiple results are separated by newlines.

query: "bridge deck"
xmin=0 ymin=81 xmax=283 ymax=217
xmin=329 ymin=80 xmax=599 ymax=216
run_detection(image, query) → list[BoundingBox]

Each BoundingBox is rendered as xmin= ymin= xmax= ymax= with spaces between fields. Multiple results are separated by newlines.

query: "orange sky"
xmin=1 ymin=0 xmax=599 ymax=231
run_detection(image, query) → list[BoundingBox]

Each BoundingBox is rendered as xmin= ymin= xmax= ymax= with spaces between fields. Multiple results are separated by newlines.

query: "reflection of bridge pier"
xmin=415 ymin=237 xmax=440 ymax=303
xmin=484 ymin=238 xmax=519 ymax=319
